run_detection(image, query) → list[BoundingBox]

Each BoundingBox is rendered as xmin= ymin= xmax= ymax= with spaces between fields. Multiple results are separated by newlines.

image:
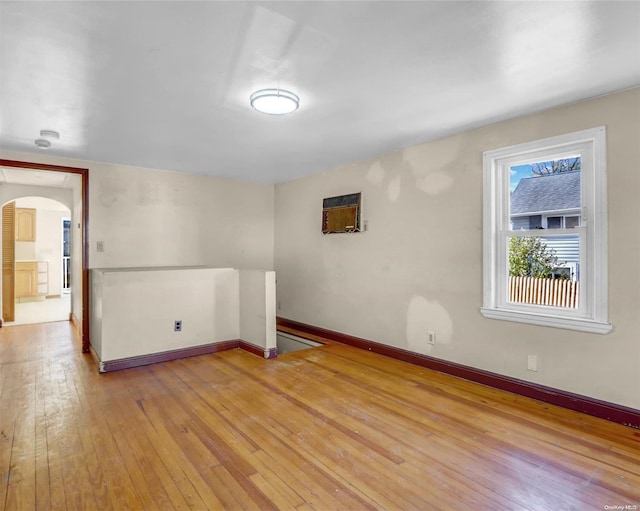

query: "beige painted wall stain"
xmin=274 ymin=88 xmax=640 ymax=409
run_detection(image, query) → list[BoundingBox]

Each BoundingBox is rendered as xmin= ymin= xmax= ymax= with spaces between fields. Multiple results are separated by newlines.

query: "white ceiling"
xmin=1 ymin=1 xmax=639 ymax=184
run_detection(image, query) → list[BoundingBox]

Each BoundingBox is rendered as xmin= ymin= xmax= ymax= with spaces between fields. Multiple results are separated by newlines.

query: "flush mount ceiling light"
xmin=250 ymin=88 xmax=299 ymax=115
xmin=34 ymin=138 xmax=51 ymax=149
xmin=40 ymin=129 xmax=60 ymax=139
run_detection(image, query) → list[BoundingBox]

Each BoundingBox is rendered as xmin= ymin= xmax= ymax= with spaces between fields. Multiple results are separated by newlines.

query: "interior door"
xmin=2 ymin=201 xmax=16 ymax=322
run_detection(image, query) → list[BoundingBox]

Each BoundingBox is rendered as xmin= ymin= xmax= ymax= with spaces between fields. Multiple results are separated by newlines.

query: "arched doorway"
xmin=2 ymin=197 xmax=72 ymax=325
xmin=0 ymin=159 xmax=89 ymax=352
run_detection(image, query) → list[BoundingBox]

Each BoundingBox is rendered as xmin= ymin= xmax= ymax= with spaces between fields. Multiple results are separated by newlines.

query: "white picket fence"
xmin=509 ymin=276 xmax=579 ymax=308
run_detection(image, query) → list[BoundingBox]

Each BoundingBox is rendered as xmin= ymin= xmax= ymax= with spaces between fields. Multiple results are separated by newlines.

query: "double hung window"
xmin=481 ymin=127 xmax=610 ymax=333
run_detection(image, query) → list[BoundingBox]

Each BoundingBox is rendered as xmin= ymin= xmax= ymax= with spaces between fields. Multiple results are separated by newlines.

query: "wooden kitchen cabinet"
xmin=15 ymin=261 xmax=48 ymax=298
xmin=16 ymin=208 xmax=36 ymax=241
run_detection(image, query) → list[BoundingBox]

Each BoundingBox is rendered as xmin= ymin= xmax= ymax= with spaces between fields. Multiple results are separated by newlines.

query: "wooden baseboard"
xmin=238 ymin=341 xmax=278 ymax=359
xmin=96 ymin=338 xmax=274 ymax=373
xmin=70 ymin=312 xmax=81 ymax=334
xmin=239 ymin=341 xmax=264 ymax=358
xmin=277 ymin=317 xmax=640 ymax=429
xmin=98 ymin=340 xmax=241 ymax=373
xmin=89 ymin=343 xmax=101 ymax=366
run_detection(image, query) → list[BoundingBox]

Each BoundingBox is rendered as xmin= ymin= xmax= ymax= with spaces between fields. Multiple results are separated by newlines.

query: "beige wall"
xmin=2 ymin=89 xmax=638 ymax=409
xmin=0 ymin=153 xmax=275 ymax=271
xmin=274 ymin=88 xmax=640 ymax=409
xmin=87 ymin=162 xmax=274 ymax=270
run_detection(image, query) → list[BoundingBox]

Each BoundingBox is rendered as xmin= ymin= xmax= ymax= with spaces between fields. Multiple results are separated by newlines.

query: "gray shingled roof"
xmin=510 ymin=171 xmax=581 ymax=214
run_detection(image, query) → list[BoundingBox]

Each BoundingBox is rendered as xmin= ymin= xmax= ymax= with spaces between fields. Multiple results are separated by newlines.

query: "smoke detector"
xmin=34 ymin=138 xmax=51 ymax=149
xmin=40 ymin=129 xmax=60 ymax=139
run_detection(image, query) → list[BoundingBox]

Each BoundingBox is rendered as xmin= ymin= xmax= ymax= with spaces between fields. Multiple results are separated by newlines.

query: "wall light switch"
xmin=96 ymin=241 xmax=105 ymax=252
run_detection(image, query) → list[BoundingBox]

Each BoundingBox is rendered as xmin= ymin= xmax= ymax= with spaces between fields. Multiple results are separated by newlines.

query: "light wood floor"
xmin=1 ymin=322 xmax=638 ymax=510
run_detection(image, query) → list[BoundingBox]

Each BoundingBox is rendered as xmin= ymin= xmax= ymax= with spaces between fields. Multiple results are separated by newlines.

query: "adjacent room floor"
xmin=6 ymin=294 xmax=70 ymax=326
xmin=0 ymin=321 xmax=638 ymax=510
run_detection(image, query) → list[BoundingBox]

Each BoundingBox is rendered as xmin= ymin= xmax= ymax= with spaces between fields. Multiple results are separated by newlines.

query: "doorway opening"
xmin=3 ymin=197 xmax=72 ymax=325
xmin=0 ymin=159 xmax=89 ymax=352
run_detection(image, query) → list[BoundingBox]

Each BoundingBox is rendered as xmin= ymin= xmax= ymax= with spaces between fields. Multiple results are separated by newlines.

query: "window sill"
xmin=480 ymin=307 xmax=612 ymax=334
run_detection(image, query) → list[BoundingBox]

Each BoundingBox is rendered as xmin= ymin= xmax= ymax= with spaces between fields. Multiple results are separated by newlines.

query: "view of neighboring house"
xmin=510 ymin=170 xmax=581 ymax=281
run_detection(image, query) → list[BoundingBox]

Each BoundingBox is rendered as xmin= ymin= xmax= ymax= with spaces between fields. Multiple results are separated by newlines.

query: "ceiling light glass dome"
xmin=250 ymin=88 xmax=299 ymax=115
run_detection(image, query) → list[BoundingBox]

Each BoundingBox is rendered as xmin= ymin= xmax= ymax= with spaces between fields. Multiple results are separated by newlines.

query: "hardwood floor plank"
xmin=212 ymin=363 xmax=438 ymax=510
xmin=64 ymin=376 xmax=141 ymax=511
xmin=327 ymin=347 xmax=636 ymax=508
xmin=247 ymin=456 xmax=307 ymax=509
xmin=40 ymin=360 xmax=67 ymax=511
xmin=219 ymin=350 xmax=534 ymax=510
xmin=1 ymin=321 xmax=639 ymax=510
xmin=34 ymin=361 xmax=51 ymax=511
xmin=4 ymin=367 xmax=37 ymax=510
xmin=50 ymin=361 xmax=99 ymax=511
xmin=308 ymin=345 xmax=640 ymax=493
xmin=0 ymin=371 xmax=17 ymax=511
xmin=221 ymin=344 xmax=640 ymax=511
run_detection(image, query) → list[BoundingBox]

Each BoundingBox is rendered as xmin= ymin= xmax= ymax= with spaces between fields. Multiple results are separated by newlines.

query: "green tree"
xmin=509 ymin=237 xmax=566 ymax=279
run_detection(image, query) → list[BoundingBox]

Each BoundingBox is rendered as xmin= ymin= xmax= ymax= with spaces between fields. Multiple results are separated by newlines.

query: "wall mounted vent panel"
xmin=322 ymin=193 xmax=361 ymax=234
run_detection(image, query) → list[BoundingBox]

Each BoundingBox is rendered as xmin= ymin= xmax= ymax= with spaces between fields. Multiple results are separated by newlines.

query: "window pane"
xmin=547 ymin=216 xmax=562 ymax=229
xmin=509 ymin=158 xmax=581 ymax=231
xmin=565 ymin=216 xmax=580 ymax=229
xmin=507 ymin=234 xmax=580 ymax=309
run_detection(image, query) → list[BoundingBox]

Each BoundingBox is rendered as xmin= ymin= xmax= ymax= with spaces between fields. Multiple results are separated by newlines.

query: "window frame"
xmin=481 ymin=126 xmax=611 ymax=334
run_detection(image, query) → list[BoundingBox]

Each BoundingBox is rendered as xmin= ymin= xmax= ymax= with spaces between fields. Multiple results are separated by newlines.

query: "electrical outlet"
xmin=96 ymin=241 xmax=105 ymax=252
xmin=174 ymin=320 xmax=182 ymax=332
xmin=427 ymin=330 xmax=436 ymax=345
xmin=527 ymin=355 xmax=538 ymax=371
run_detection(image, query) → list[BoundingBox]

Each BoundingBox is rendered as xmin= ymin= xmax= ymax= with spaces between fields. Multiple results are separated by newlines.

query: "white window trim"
xmin=481 ymin=126 xmax=611 ymax=334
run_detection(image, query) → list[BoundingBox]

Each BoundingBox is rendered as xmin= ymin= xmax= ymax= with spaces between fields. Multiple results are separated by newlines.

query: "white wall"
xmin=87 ymin=161 xmax=274 ymax=270
xmin=0 ymin=152 xmax=275 ymax=271
xmin=14 ymin=240 xmax=35 ymax=261
xmin=0 ymin=184 xmax=73 ymax=210
xmin=92 ymin=267 xmax=240 ymax=362
xmin=92 ymin=267 xmax=278 ymax=364
xmin=90 ymin=268 xmax=103 ymax=355
xmin=274 ymin=88 xmax=640 ymax=410
xmin=239 ymin=269 xmax=277 ymax=355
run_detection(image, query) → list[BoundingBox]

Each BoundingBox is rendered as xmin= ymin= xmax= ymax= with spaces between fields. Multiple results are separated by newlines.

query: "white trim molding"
xmin=482 ymin=126 xmax=611 ymax=334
